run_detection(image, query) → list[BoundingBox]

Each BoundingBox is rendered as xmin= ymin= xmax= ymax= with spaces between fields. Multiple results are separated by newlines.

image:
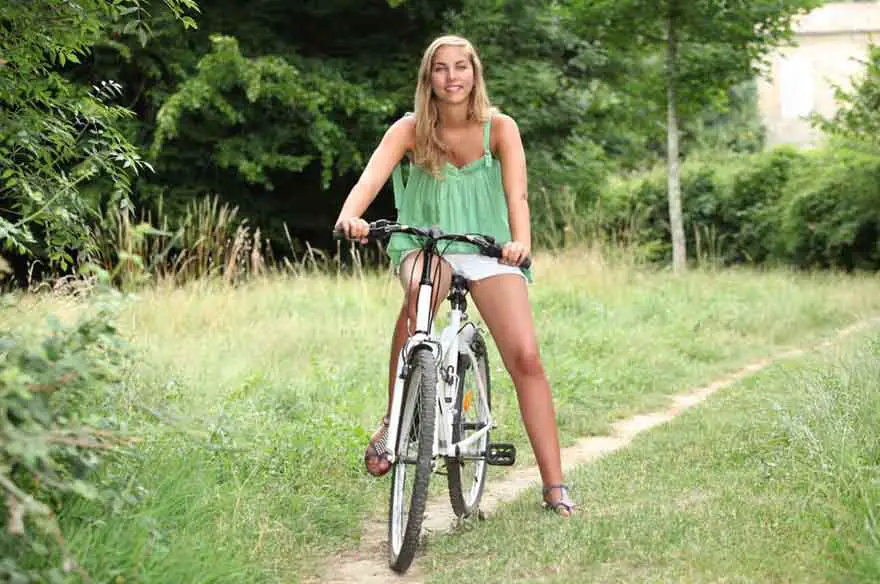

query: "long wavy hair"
xmin=412 ymin=35 xmax=495 ymax=177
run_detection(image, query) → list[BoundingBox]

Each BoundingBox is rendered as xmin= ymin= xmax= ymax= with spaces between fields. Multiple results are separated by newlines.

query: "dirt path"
xmin=312 ymin=318 xmax=879 ymax=584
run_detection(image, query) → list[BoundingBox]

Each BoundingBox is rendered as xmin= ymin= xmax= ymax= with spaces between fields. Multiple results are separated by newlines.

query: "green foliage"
xmin=1 ymin=0 xmax=857 ymax=279
xmin=781 ymin=146 xmax=880 ymax=270
xmin=0 ymin=0 xmax=199 ymax=271
xmin=1 ymin=300 xmax=127 ymax=582
xmin=595 ymin=147 xmax=797 ymax=264
xmin=151 ymin=35 xmax=394 ymax=190
xmin=684 ymin=81 xmax=766 ymax=155
xmin=595 ymin=144 xmax=880 ymax=270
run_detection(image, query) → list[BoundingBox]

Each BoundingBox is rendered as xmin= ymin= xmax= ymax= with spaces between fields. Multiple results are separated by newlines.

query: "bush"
xmin=1 ymin=298 xmax=126 ymax=582
xmin=591 ymin=145 xmax=880 ymax=270
xmin=781 ymin=145 xmax=880 ymax=270
xmin=716 ymin=146 xmax=805 ymax=264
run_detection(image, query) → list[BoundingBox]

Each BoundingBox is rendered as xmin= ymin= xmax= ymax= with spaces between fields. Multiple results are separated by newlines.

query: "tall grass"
xmin=87 ymin=196 xmax=292 ymax=288
xmin=80 ymin=195 xmax=396 ymax=293
xmin=772 ymin=337 xmax=880 ymax=580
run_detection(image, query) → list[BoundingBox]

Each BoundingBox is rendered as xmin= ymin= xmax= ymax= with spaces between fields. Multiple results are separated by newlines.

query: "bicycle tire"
xmin=388 ymin=346 xmax=437 ymax=573
xmin=447 ymin=332 xmax=491 ymax=518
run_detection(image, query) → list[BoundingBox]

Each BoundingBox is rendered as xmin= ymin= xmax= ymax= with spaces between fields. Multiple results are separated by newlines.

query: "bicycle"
xmin=334 ymin=219 xmax=528 ymax=573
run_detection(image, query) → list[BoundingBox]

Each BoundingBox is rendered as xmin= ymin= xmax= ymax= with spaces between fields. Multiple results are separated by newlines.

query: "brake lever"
xmin=370 ymin=219 xmax=393 ymax=230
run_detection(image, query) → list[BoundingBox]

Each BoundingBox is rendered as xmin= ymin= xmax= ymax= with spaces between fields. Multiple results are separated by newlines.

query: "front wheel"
xmin=388 ymin=346 xmax=437 ymax=573
xmin=447 ymin=332 xmax=491 ymax=518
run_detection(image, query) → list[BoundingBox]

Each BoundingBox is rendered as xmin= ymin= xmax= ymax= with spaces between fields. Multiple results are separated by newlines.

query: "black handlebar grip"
xmin=481 ymin=245 xmax=531 ymax=270
xmin=482 ymin=246 xmax=502 ymax=259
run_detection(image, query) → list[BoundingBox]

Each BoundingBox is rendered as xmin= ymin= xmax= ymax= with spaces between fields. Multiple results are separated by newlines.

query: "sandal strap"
xmin=370 ymin=418 xmax=390 ymax=457
xmin=542 ymin=484 xmax=569 ymax=495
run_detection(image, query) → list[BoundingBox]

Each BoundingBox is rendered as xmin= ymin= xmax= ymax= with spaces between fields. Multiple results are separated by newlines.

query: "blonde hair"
xmin=412 ymin=35 xmax=495 ymax=177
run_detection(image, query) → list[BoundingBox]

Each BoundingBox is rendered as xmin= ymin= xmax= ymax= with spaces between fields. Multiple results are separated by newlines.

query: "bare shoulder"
xmin=386 ymin=115 xmax=416 ymax=150
xmin=491 ymin=112 xmax=520 ymax=133
xmin=490 ymin=112 xmax=522 ymax=153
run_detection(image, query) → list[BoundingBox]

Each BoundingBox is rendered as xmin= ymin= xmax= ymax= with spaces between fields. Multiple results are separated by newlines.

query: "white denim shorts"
xmin=399 ymin=250 xmax=527 ymax=283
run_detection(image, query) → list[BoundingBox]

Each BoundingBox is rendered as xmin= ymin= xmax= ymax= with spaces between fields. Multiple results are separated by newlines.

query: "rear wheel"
xmin=447 ymin=332 xmax=491 ymax=518
xmin=388 ymin=346 xmax=437 ymax=573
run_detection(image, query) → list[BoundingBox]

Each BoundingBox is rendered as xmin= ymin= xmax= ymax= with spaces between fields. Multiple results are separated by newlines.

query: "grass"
xmin=423 ymin=330 xmax=880 ymax=584
xmin=3 ymin=249 xmax=880 ymax=582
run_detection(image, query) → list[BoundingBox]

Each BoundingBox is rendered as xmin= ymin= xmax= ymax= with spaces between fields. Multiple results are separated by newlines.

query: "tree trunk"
xmin=666 ymin=8 xmax=686 ymax=273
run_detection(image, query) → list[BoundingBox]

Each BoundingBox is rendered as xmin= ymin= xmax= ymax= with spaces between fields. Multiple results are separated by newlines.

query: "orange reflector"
xmin=463 ymin=390 xmax=473 ymax=412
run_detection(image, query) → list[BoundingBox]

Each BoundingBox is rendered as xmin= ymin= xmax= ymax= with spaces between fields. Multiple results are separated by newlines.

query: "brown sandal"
xmin=364 ymin=416 xmax=391 ymax=477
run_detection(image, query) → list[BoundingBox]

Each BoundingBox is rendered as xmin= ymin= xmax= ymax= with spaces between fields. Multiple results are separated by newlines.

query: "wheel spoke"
xmin=447 ymin=340 xmax=491 ymax=518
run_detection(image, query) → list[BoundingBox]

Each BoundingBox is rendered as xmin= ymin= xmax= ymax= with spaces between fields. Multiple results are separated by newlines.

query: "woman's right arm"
xmin=335 ymin=117 xmax=415 ymax=240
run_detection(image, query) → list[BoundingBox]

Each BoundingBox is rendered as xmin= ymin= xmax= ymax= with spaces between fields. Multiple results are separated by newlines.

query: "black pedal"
xmin=485 ymin=443 xmax=516 ymax=466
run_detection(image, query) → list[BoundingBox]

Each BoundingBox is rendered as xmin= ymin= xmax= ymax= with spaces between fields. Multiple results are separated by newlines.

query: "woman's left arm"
xmin=495 ymin=114 xmax=531 ymax=266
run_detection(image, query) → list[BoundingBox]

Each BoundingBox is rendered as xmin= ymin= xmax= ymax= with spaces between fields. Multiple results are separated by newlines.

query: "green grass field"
xmin=5 ymin=251 xmax=880 ymax=582
xmin=424 ymin=330 xmax=880 ymax=584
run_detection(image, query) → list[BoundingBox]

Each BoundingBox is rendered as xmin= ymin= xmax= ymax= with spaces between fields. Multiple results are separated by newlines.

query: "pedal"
xmin=485 ymin=443 xmax=516 ymax=466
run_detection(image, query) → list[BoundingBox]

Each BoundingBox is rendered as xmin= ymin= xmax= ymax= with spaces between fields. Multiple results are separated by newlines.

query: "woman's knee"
xmin=506 ymin=347 xmax=545 ymax=379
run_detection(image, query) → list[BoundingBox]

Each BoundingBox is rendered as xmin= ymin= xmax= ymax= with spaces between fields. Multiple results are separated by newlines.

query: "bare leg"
xmin=364 ymin=252 xmax=452 ymax=477
xmin=469 ymin=274 xmax=571 ymax=515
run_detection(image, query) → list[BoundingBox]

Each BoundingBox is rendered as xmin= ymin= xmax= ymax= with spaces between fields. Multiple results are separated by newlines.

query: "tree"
xmin=0 ymin=0 xmax=198 ymax=274
xmin=571 ymin=0 xmax=820 ymax=271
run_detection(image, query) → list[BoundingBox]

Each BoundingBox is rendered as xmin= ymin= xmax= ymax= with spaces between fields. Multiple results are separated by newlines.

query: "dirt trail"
xmin=312 ymin=318 xmax=879 ymax=584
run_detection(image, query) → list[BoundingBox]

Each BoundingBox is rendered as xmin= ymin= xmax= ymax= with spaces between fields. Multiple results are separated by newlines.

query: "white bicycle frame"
xmin=383 ymin=274 xmax=493 ymax=464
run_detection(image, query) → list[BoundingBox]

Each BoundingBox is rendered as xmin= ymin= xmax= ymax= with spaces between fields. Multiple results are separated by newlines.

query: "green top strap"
xmin=483 ymin=117 xmax=492 ymax=157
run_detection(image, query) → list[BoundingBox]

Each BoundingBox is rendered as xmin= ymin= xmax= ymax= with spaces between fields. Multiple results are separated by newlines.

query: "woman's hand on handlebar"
xmin=500 ymin=240 xmax=530 ymax=267
xmin=335 ymin=217 xmax=370 ymax=243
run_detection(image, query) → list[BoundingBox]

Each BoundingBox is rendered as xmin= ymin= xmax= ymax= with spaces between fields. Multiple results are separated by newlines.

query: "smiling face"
xmin=430 ymin=44 xmax=475 ymax=106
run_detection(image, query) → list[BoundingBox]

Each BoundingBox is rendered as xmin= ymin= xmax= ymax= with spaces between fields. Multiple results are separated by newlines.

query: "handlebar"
xmin=333 ymin=220 xmax=531 ymax=270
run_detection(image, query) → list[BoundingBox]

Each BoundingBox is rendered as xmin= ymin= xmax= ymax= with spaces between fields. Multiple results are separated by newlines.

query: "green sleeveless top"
xmin=386 ymin=116 xmax=531 ymax=280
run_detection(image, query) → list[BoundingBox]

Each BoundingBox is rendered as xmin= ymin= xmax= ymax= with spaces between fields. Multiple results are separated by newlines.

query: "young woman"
xmin=334 ymin=35 xmax=574 ymax=515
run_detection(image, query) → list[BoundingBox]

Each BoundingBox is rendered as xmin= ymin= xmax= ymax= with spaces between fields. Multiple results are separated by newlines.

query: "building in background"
xmin=757 ymin=2 xmax=880 ymax=147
